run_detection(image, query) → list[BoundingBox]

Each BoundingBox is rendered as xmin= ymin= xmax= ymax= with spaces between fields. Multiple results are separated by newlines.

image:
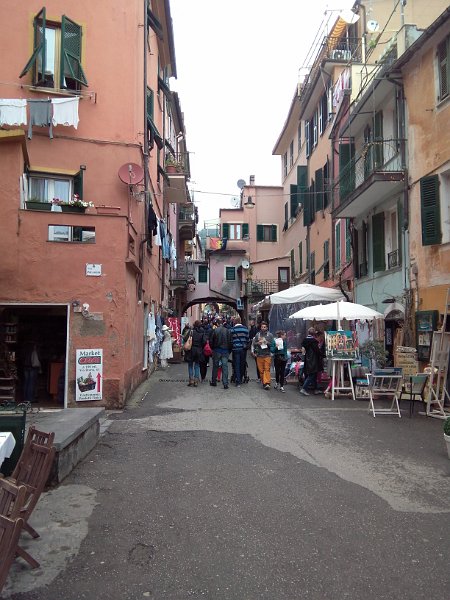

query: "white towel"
xmin=0 ymin=99 xmax=27 ymax=125
xmin=51 ymin=97 xmax=79 ymax=128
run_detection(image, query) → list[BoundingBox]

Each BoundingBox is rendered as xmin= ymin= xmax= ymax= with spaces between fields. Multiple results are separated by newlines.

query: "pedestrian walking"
xmin=231 ymin=316 xmax=249 ymax=387
xmin=251 ymin=321 xmax=274 ymax=390
xmin=183 ymin=321 xmax=206 ymax=387
xmin=248 ymin=317 xmax=261 ymax=381
xmin=210 ymin=318 xmax=232 ymax=389
xmin=300 ymin=327 xmax=321 ymax=395
xmin=271 ymin=330 xmax=288 ymax=392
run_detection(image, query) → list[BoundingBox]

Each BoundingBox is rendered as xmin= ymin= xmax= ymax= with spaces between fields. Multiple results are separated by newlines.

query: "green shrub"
xmin=443 ymin=417 xmax=450 ymax=436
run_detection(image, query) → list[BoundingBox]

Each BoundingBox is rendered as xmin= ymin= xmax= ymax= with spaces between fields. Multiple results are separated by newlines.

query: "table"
xmin=0 ymin=431 xmax=16 ymax=469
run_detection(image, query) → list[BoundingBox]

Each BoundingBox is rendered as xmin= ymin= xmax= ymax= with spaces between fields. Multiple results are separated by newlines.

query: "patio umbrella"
xmin=289 ymin=300 xmax=384 ymax=329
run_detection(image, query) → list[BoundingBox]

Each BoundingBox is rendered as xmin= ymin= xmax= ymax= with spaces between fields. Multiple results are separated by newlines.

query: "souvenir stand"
xmin=289 ymin=301 xmax=384 ymax=401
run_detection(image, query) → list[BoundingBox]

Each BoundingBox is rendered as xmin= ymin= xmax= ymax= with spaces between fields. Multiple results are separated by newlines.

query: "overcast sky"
xmin=170 ymin=0 xmax=353 ymax=227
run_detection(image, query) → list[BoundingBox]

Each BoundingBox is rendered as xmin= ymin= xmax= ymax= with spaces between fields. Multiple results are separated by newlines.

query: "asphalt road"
xmin=5 ymin=362 xmax=450 ymax=599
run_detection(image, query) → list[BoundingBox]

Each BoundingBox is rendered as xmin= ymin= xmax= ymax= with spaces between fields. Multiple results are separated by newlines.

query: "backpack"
xmin=203 ymin=340 xmax=213 ymax=357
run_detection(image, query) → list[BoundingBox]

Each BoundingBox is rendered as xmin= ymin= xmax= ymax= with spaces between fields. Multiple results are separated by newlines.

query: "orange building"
xmin=0 ymin=1 xmax=192 ymax=408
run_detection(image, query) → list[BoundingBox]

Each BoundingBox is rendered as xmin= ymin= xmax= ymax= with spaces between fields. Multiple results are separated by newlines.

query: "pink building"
xmin=0 ymin=1 xmax=192 ymax=408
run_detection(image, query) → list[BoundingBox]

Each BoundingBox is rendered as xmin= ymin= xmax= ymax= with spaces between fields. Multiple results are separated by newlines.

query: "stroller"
xmin=230 ymin=355 xmax=250 ymax=384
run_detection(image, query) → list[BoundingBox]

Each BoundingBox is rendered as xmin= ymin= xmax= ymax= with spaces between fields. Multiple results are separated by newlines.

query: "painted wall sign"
xmin=76 ymin=349 xmax=103 ymax=401
xmin=86 ymin=263 xmax=102 ymax=277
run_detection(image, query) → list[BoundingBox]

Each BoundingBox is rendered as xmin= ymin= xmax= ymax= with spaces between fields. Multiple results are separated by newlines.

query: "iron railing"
xmin=334 ymin=139 xmax=406 ymax=203
xmin=165 ymin=151 xmax=190 ymax=176
xmin=245 ymin=279 xmax=287 ymax=298
xmin=170 ymin=261 xmax=196 ymax=283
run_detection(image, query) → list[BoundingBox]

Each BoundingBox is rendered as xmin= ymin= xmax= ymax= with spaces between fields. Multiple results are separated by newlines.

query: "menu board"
xmin=395 ymin=350 xmax=418 ymax=377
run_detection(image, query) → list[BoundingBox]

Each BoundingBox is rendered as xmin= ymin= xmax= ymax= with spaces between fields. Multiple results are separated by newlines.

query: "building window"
xmin=298 ymin=241 xmax=303 ymax=274
xmin=420 ymin=175 xmax=442 ymax=245
xmin=345 ymin=219 xmax=352 ymax=262
xmin=305 ymin=121 xmax=310 ymax=158
xmin=289 ymin=141 xmax=294 ymax=167
xmin=222 ymin=223 xmax=248 ymax=240
xmin=437 ymin=35 xmax=449 ymax=102
xmin=372 ymin=212 xmax=386 ymax=272
xmin=310 ymin=251 xmax=315 ymax=284
xmin=256 ymin=224 xmax=277 ymax=242
xmin=20 ymin=8 xmax=88 ymax=90
xmin=26 ymin=169 xmax=84 ymax=206
xmin=335 ymin=221 xmax=341 ymax=270
xmin=313 ymin=111 xmax=318 ymax=147
xmin=283 ymin=152 xmax=288 ymax=178
xmin=290 ymin=249 xmax=295 ymax=276
xmin=225 ymin=266 xmax=236 ymax=281
xmin=298 ymin=123 xmax=302 ymax=155
xmin=198 ymin=265 xmax=208 ymax=283
xmin=48 ymin=225 xmax=95 ymax=243
xmin=323 ymin=239 xmax=330 ymax=280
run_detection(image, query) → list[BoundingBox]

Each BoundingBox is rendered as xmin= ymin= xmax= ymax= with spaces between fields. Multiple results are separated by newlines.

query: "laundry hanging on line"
xmin=0 ymin=97 xmax=80 ymax=133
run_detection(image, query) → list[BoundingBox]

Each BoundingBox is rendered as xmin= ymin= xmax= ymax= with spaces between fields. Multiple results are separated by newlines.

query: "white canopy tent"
xmin=269 ymin=284 xmax=344 ymax=305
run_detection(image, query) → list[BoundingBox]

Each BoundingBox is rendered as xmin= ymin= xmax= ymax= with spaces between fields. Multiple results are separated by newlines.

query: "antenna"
xmin=236 ymin=179 xmax=246 ymax=190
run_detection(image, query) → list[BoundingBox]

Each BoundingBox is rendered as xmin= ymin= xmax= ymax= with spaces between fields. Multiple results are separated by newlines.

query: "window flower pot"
xmin=60 ymin=205 xmax=86 ymax=213
xmin=26 ymin=201 xmax=52 ymax=211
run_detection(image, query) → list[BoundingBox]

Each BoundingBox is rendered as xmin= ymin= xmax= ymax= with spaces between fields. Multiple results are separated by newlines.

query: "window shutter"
xmin=297 ymin=165 xmax=308 ymax=207
xmin=315 ymin=168 xmax=323 ymax=211
xmin=242 ymin=223 xmax=249 ymax=238
xmin=309 ymin=182 xmax=315 ymax=223
xmin=222 ymin=223 xmax=229 ymax=239
xmin=60 ymin=16 xmax=88 ymax=88
xmin=299 ymin=241 xmax=303 ymax=274
xmin=345 ymin=220 xmax=351 ymax=261
xmin=335 ymin=222 xmax=341 ymax=269
xmin=437 ymin=38 xmax=449 ymax=100
xmin=256 ymin=224 xmax=264 ymax=242
xmin=323 ymin=160 xmax=329 ymax=208
xmin=271 ymin=224 xmax=277 ymax=242
xmin=339 ymin=142 xmax=355 ymax=200
xmin=397 ymin=199 xmax=403 ymax=265
xmin=19 ymin=7 xmax=46 ymax=84
xmin=290 ymin=249 xmax=295 ymax=275
xmin=73 ymin=169 xmax=84 ymax=199
xmin=290 ymin=184 xmax=298 ymax=218
xmin=373 ymin=111 xmax=383 ymax=167
xmin=420 ymin=175 xmax=442 ymax=245
xmin=146 ymin=88 xmax=154 ymax=121
xmin=305 ymin=121 xmax=310 ymax=157
xmin=372 ymin=212 xmax=386 ymax=272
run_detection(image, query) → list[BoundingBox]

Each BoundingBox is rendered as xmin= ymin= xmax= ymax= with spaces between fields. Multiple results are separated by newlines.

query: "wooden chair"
xmin=0 ymin=515 xmax=24 ymax=594
xmin=399 ymin=373 xmax=429 ymax=417
xmin=367 ymin=369 xmax=403 ymax=417
xmin=0 ymin=478 xmax=27 ymax=520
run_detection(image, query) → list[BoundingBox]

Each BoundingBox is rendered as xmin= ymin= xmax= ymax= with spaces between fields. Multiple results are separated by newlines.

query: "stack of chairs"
xmin=0 ymin=426 xmax=55 ymax=593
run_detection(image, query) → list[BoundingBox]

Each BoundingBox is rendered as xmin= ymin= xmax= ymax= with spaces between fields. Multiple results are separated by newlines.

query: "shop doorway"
xmin=0 ymin=304 xmax=68 ymax=408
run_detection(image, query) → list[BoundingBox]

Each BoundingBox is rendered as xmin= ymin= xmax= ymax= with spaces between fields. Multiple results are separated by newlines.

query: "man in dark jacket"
xmin=231 ymin=316 xmax=249 ymax=387
xmin=300 ymin=327 xmax=321 ymax=395
xmin=210 ymin=318 xmax=232 ymax=389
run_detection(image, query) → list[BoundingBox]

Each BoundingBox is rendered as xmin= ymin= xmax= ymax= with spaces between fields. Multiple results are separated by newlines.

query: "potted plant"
xmin=165 ymin=155 xmax=183 ymax=174
xmin=52 ymin=194 xmax=94 ymax=213
xmin=443 ymin=417 xmax=450 ymax=460
xmin=25 ymin=197 xmax=52 ymax=211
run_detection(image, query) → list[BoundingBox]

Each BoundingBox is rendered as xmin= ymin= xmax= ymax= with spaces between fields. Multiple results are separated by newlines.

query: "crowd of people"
xmin=174 ymin=314 xmax=326 ymax=395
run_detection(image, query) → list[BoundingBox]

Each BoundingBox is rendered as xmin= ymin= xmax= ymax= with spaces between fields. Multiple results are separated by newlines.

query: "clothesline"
xmin=0 ymin=97 xmax=79 ymax=138
xmin=0 ymin=79 xmax=96 ymax=101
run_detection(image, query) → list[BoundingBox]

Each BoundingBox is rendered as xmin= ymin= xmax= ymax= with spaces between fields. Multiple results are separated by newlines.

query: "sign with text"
xmin=76 ymin=349 xmax=103 ymax=402
xmin=86 ymin=264 xmax=102 ymax=277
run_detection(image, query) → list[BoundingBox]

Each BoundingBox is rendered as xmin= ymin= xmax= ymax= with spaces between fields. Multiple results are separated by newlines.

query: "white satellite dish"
xmin=237 ymin=179 xmax=246 ymax=190
xmin=241 ymin=259 xmax=250 ymax=270
xmin=230 ymin=196 xmax=241 ymax=208
xmin=367 ymin=19 xmax=380 ymax=32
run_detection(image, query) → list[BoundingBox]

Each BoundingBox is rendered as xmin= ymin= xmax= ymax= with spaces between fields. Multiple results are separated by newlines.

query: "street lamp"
xmin=244 ymin=196 xmax=255 ymax=209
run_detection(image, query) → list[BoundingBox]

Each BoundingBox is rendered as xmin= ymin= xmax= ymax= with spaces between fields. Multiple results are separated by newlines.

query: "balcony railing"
xmin=323 ymin=37 xmax=362 ymax=63
xmin=165 ymin=151 xmax=190 ymax=177
xmin=334 ymin=139 xmax=405 ymax=203
xmin=170 ymin=261 xmax=196 ymax=283
xmin=245 ymin=279 xmax=288 ymax=299
xmin=388 ymin=249 xmax=400 ymax=269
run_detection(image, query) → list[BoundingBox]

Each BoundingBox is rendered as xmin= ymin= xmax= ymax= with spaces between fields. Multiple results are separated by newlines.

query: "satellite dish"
xmin=367 ymin=20 xmax=380 ymax=32
xmin=230 ymin=196 xmax=241 ymax=208
xmin=118 ymin=163 xmax=144 ymax=185
xmin=237 ymin=179 xmax=246 ymax=190
xmin=241 ymin=259 xmax=250 ymax=270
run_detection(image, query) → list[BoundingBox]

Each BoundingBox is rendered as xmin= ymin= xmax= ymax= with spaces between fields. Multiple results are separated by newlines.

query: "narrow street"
xmin=5 ymin=362 xmax=450 ymax=600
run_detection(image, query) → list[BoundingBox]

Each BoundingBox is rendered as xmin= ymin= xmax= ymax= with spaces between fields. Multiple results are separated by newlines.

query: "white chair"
xmin=367 ymin=369 xmax=403 ymax=417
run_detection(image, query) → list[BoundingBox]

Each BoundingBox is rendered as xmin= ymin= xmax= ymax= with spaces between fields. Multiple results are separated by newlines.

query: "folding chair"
xmin=367 ymin=369 xmax=403 ymax=417
xmin=0 ymin=515 xmax=24 ymax=593
xmin=0 ymin=478 xmax=27 ymax=520
xmin=399 ymin=373 xmax=429 ymax=417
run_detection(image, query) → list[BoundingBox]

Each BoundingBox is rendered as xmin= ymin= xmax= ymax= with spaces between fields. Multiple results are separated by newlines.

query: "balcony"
xmin=170 ymin=260 xmax=196 ymax=289
xmin=388 ymin=249 xmax=400 ymax=269
xmin=178 ymin=206 xmax=196 ymax=241
xmin=164 ymin=152 xmax=190 ymax=204
xmin=245 ymin=279 xmax=286 ymax=300
xmin=333 ymin=139 xmax=406 ymax=219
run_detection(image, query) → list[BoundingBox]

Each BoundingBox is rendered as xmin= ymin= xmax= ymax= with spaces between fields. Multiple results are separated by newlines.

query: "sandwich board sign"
xmin=76 ymin=349 xmax=103 ymax=402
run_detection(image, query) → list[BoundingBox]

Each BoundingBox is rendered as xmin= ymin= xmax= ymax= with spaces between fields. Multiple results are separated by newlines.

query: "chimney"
xmin=249 ymin=175 xmax=255 ymax=185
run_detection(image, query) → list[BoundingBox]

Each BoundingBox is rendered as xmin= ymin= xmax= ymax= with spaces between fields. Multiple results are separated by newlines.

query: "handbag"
xmin=183 ymin=334 xmax=193 ymax=351
xmin=203 ymin=340 xmax=213 ymax=357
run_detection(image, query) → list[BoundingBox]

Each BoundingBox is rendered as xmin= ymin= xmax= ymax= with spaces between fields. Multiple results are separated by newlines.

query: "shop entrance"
xmin=0 ymin=304 xmax=68 ymax=408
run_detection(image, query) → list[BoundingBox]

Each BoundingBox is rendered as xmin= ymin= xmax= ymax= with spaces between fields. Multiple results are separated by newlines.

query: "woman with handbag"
xmin=199 ymin=332 xmax=213 ymax=383
xmin=183 ymin=321 xmax=205 ymax=387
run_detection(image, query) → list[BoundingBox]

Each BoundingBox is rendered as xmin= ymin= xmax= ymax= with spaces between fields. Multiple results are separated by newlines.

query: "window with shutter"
xmin=297 ymin=123 xmax=302 ymax=155
xmin=437 ymin=36 xmax=449 ymax=101
xmin=299 ymin=241 xmax=303 ymax=274
xmin=339 ymin=142 xmax=355 ymax=201
xmin=345 ymin=220 xmax=351 ymax=261
xmin=222 ymin=223 xmax=230 ymax=239
xmin=256 ymin=224 xmax=264 ymax=242
xmin=297 ymin=165 xmax=308 ymax=208
xmin=372 ymin=212 xmax=386 ymax=272
xmin=20 ymin=9 xmax=88 ymax=90
xmin=271 ymin=224 xmax=277 ymax=242
xmin=305 ymin=122 xmax=310 ymax=158
xmin=373 ymin=111 xmax=384 ymax=167
xmin=198 ymin=265 xmax=208 ymax=283
xmin=73 ymin=169 xmax=83 ymax=199
xmin=323 ymin=160 xmax=329 ymax=208
xmin=290 ymin=249 xmax=295 ymax=275
xmin=420 ymin=175 xmax=442 ymax=245
xmin=242 ymin=223 xmax=249 ymax=238
xmin=335 ymin=222 xmax=341 ymax=269
xmin=225 ymin=267 xmax=236 ymax=281
xmin=290 ymin=184 xmax=298 ymax=218
xmin=315 ymin=168 xmax=323 ymax=212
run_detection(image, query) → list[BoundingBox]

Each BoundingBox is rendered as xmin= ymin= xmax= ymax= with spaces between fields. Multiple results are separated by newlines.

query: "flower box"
xmin=60 ymin=205 xmax=85 ymax=213
xmin=26 ymin=201 xmax=51 ymax=211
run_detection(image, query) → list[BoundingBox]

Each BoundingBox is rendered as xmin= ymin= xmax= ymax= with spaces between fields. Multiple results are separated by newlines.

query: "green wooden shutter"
xmin=198 ymin=265 xmax=208 ymax=283
xmin=222 ymin=223 xmax=230 ymax=239
xmin=372 ymin=212 xmax=386 ymax=272
xmin=373 ymin=111 xmax=383 ymax=167
xmin=339 ymin=142 xmax=355 ymax=200
xmin=420 ymin=175 xmax=442 ymax=245
xmin=256 ymin=224 xmax=264 ymax=241
xmin=290 ymin=184 xmax=298 ymax=217
xmin=303 ymin=192 xmax=310 ymax=227
xmin=19 ymin=7 xmax=46 ymax=84
xmin=397 ymin=199 xmax=403 ymax=265
xmin=345 ymin=220 xmax=351 ymax=261
xmin=323 ymin=160 xmax=329 ymax=208
xmin=299 ymin=241 xmax=303 ymax=274
xmin=310 ymin=182 xmax=315 ymax=223
xmin=335 ymin=222 xmax=341 ymax=269
xmin=297 ymin=165 xmax=308 ymax=207
xmin=290 ymin=249 xmax=295 ymax=275
xmin=146 ymin=87 xmax=154 ymax=121
xmin=73 ymin=169 xmax=83 ymax=199
xmin=60 ymin=15 xmax=88 ymax=88
xmin=438 ymin=38 xmax=449 ymax=99
xmin=315 ymin=168 xmax=323 ymax=211
xmin=271 ymin=224 xmax=277 ymax=242
xmin=242 ymin=223 xmax=249 ymax=238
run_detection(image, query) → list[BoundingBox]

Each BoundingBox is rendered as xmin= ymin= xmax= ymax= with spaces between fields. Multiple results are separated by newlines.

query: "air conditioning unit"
xmin=331 ymin=49 xmax=352 ymax=61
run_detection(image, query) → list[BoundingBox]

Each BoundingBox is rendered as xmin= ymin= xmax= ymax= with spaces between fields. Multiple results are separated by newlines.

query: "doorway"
xmin=0 ymin=304 xmax=68 ymax=408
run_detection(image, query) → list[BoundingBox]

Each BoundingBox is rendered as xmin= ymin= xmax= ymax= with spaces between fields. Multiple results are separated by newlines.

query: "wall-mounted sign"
xmin=76 ymin=349 xmax=103 ymax=402
xmin=86 ymin=264 xmax=102 ymax=277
